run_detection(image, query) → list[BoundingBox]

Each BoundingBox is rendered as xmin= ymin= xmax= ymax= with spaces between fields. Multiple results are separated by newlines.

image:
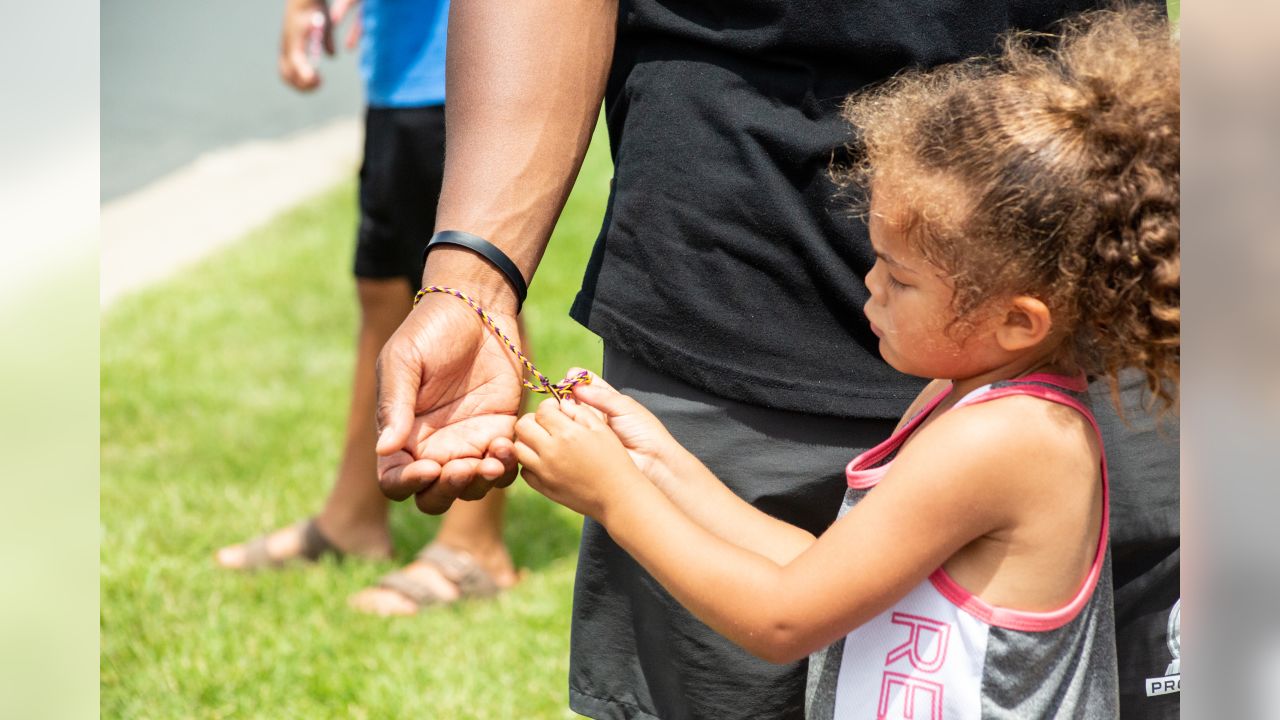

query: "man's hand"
xmin=375 ymin=292 xmax=524 ymax=514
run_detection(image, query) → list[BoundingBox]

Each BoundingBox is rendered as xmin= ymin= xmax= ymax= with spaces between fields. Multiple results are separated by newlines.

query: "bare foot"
xmin=215 ymin=518 xmax=392 ymax=569
xmin=348 ymin=543 xmax=521 ymax=616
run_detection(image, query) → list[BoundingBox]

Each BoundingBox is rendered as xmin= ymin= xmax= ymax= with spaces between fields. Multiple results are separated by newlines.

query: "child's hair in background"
xmin=838 ymin=5 xmax=1179 ymax=412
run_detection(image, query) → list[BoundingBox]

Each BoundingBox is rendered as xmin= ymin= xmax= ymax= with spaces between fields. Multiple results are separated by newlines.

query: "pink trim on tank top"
xmin=844 ymin=386 xmax=953 ymax=489
xmin=844 ymin=374 xmax=1110 ymax=632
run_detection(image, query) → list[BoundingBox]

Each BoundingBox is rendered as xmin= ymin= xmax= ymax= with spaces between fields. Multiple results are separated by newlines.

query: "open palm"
xmin=376 ymin=293 xmax=524 ymax=513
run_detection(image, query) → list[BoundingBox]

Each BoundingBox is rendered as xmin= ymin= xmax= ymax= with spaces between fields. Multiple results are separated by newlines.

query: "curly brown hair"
xmin=838 ymin=5 xmax=1179 ymax=412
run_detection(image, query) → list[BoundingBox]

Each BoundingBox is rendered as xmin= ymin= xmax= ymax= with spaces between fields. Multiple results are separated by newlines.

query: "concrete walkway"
xmin=101 ymin=117 xmax=362 ymax=308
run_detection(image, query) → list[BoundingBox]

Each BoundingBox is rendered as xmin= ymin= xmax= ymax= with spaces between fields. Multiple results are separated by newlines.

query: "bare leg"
xmin=216 ymin=277 xmax=411 ymax=567
xmin=219 ymin=277 xmax=521 ymax=613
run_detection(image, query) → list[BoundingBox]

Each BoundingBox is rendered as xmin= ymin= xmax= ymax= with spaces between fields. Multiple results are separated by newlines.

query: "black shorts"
xmin=354 ymin=104 xmax=445 ymax=289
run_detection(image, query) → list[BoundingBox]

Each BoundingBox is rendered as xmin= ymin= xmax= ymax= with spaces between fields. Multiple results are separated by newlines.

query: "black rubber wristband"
xmin=423 ymin=230 xmax=528 ymax=313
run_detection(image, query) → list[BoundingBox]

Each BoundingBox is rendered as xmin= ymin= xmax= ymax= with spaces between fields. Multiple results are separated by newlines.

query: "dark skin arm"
xmin=374 ymin=0 xmax=618 ymax=514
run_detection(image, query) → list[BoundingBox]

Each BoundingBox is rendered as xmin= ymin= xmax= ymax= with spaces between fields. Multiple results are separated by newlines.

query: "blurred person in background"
xmin=374 ymin=1 xmax=1179 ymax=717
xmin=216 ymin=0 xmax=523 ymax=616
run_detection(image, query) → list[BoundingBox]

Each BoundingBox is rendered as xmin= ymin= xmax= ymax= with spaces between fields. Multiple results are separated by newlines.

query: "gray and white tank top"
xmin=806 ymin=375 xmax=1119 ymax=719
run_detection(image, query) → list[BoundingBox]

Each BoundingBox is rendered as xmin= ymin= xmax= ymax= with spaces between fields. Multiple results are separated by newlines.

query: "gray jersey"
xmin=807 ymin=376 xmax=1119 ymax=719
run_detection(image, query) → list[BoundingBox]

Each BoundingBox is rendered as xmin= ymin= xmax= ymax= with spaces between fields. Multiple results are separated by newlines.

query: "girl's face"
xmin=862 ymin=190 xmax=1006 ymax=381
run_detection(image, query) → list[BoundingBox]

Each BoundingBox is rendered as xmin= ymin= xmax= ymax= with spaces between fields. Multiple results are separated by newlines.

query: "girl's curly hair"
xmin=838 ymin=5 xmax=1179 ymax=412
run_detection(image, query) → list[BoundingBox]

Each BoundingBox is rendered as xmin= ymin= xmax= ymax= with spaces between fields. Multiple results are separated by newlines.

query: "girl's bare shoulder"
xmin=906 ymin=393 xmax=1099 ymax=491
xmin=893 ymin=379 xmax=952 ymax=433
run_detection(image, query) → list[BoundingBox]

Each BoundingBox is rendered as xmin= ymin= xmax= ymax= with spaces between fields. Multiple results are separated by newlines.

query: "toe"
xmin=349 ymin=587 xmax=421 ymax=617
xmin=214 ymin=544 xmax=246 ymax=569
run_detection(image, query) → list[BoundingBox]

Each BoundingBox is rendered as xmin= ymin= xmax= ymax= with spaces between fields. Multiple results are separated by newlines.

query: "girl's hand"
xmin=514 ymin=398 xmax=646 ymax=519
xmin=561 ymin=369 xmax=682 ymax=486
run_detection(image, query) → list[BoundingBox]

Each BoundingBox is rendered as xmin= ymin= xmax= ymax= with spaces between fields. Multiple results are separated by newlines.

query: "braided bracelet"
xmin=413 ymin=285 xmax=591 ymax=401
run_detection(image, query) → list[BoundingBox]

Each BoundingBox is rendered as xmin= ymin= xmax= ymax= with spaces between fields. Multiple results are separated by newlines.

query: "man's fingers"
xmin=483 ymin=437 xmax=516 ymax=475
xmin=439 ymin=457 xmax=484 ymax=490
xmin=375 ymin=349 xmax=418 ymax=456
xmin=488 ymin=435 xmax=516 ymax=463
xmin=377 ymin=454 xmax=440 ymax=501
xmin=457 ymin=479 xmax=493 ymax=502
xmin=493 ymin=466 xmax=520 ymax=489
xmin=484 ymin=437 xmax=520 ymax=488
xmin=413 ymin=458 xmax=479 ymax=514
xmin=476 ymin=455 xmax=507 ymax=481
xmin=431 ymin=459 xmax=493 ymax=503
xmin=414 ymin=484 xmax=459 ymax=515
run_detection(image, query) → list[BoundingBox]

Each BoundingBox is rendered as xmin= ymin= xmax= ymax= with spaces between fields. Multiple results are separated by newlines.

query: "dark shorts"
xmin=569 ymin=346 xmax=899 ymax=720
xmin=354 ymin=104 xmax=445 ymax=288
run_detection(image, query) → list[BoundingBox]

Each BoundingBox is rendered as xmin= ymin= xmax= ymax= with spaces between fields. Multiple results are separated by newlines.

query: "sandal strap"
xmin=236 ymin=518 xmax=341 ymax=570
xmin=378 ymin=570 xmax=449 ymax=608
xmin=241 ymin=534 xmax=279 ymax=569
xmin=299 ymin=519 xmax=341 ymax=562
xmin=417 ymin=544 xmax=501 ymax=598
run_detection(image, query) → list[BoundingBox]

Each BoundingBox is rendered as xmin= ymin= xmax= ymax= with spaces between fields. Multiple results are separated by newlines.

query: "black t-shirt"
xmin=571 ymin=0 xmax=1105 ymax=420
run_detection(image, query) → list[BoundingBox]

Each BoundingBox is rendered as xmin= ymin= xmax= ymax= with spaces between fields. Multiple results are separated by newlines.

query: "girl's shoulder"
xmin=892 ymin=379 xmax=952 ymax=433
xmin=901 ymin=389 xmax=1101 ymax=496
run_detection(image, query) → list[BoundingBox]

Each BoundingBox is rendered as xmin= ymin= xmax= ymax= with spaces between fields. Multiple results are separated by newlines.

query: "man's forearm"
xmin=428 ymin=0 xmax=617 ymax=315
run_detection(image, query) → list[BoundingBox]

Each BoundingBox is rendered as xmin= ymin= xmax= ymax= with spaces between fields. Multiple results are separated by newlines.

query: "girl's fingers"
xmin=514 ymin=414 xmax=551 ymax=450
xmin=567 ymin=368 xmax=609 ymax=390
xmin=521 ymin=466 xmax=544 ymax=493
xmin=559 ymin=397 xmax=580 ymax=420
xmin=573 ymin=380 xmax=637 ymax=419
xmin=574 ymin=405 xmax=607 ymax=430
xmin=514 ymin=440 xmax=538 ymax=470
xmin=534 ymin=397 xmax=573 ymax=431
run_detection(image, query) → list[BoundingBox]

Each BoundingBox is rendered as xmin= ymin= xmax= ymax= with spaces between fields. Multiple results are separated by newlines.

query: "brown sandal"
xmin=237 ymin=518 xmax=343 ymax=570
xmin=375 ymin=543 xmax=504 ymax=609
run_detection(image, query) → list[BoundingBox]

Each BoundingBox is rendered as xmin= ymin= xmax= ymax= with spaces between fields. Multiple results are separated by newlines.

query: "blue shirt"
xmin=360 ymin=0 xmax=449 ymax=108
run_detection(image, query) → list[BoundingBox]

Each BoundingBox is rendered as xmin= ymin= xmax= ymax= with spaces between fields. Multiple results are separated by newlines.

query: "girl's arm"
xmin=516 ymin=398 xmax=1032 ymax=664
xmin=563 ymin=380 xmax=818 ymax=564
xmin=639 ymin=442 xmax=818 ymax=565
xmin=562 ymin=375 xmax=946 ymax=565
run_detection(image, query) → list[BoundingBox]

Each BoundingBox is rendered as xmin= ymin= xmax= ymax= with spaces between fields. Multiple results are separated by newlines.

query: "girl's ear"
xmin=994 ymin=296 xmax=1053 ymax=352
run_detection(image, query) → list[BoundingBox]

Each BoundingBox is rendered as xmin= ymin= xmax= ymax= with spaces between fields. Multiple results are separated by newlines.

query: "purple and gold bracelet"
xmin=414 ymin=285 xmax=592 ymax=401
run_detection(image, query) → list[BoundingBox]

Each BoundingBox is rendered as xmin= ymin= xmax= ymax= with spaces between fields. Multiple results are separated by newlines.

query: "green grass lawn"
xmin=101 ymin=126 xmax=612 ymax=718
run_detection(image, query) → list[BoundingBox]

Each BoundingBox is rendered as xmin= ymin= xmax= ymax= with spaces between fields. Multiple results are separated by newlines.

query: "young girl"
xmin=515 ymin=7 xmax=1178 ymax=718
